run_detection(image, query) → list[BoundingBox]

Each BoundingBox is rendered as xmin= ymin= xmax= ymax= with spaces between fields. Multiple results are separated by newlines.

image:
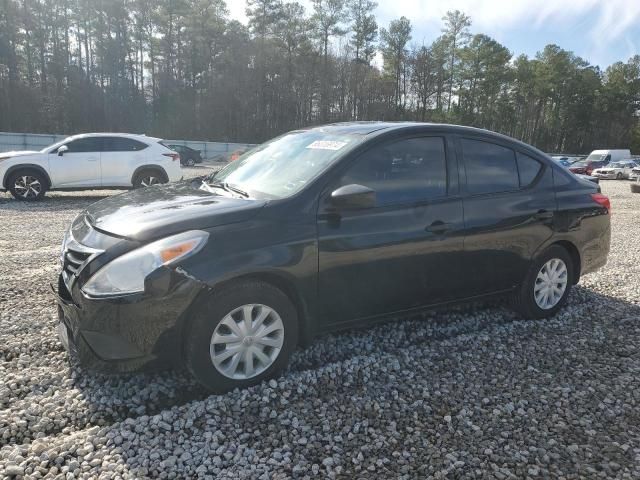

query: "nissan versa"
xmin=55 ymin=123 xmax=611 ymax=392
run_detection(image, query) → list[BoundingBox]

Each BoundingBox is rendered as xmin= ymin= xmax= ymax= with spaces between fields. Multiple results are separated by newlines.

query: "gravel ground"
xmin=0 ymin=176 xmax=639 ymax=479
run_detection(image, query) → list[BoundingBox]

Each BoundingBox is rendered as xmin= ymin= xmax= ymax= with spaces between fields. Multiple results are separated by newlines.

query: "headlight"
xmin=82 ymin=230 xmax=209 ymax=297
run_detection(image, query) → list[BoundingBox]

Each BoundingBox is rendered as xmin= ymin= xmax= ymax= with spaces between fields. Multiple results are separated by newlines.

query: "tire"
xmin=184 ymin=281 xmax=298 ymax=393
xmin=616 ymin=172 xmax=623 ymax=180
xmin=132 ymin=169 xmax=165 ymax=188
xmin=186 ymin=158 xmax=196 ymax=167
xmin=7 ymin=169 xmax=48 ymax=201
xmin=511 ymin=245 xmax=574 ymax=319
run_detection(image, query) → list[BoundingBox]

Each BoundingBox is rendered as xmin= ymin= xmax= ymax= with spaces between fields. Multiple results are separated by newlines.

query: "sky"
xmin=227 ymin=0 xmax=640 ymax=68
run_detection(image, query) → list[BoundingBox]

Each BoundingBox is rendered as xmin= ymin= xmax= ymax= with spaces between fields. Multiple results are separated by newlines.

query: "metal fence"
xmin=0 ymin=132 xmax=256 ymax=162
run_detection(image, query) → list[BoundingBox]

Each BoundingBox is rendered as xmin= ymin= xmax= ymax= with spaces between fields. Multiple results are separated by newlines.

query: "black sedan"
xmin=56 ymin=123 xmax=611 ymax=392
xmin=166 ymin=144 xmax=203 ymax=166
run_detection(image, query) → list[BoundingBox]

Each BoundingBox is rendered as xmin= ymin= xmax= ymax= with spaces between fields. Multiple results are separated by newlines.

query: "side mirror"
xmin=329 ymin=184 xmax=376 ymax=210
xmin=57 ymin=145 xmax=68 ymax=156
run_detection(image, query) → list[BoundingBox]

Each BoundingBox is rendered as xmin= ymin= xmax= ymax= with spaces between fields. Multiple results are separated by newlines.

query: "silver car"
xmin=592 ymin=161 xmax=638 ymax=180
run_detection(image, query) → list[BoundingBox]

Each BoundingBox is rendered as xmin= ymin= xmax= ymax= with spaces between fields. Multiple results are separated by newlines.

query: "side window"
xmin=64 ymin=137 xmax=104 ymax=153
xmin=339 ymin=136 xmax=447 ymax=206
xmin=461 ymin=138 xmax=518 ymax=195
xmin=104 ymin=137 xmax=148 ymax=152
xmin=516 ymin=152 xmax=543 ymax=187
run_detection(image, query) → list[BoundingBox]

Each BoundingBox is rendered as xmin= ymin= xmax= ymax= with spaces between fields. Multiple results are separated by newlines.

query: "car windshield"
xmin=572 ymin=161 xmax=587 ymax=167
xmin=610 ymin=162 xmax=625 ymax=168
xmin=207 ymin=130 xmax=363 ymax=199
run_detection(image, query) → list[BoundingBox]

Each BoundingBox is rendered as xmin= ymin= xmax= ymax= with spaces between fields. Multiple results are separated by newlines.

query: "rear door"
xmin=458 ymin=136 xmax=557 ymax=295
xmin=48 ymin=137 xmax=103 ymax=187
xmin=316 ymin=134 xmax=466 ymax=327
xmin=100 ymin=137 xmax=149 ymax=186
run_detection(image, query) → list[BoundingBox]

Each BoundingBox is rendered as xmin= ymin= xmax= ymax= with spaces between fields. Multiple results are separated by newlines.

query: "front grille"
xmin=63 ymin=248 xmax=92 ymax=276
xmin=61 ymin=231 xmax=103 ymax=290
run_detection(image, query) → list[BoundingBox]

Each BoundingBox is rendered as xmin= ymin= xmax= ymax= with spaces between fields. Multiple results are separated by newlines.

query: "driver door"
xmin=316 ymin=135 xmax=465 ymax=328
xmin=48 ymin=137 xmax=103 ymax=187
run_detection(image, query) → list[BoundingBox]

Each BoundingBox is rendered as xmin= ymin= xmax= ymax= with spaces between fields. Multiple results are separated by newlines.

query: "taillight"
xmin=591 ymin=193 xmax=611 ymax=213
xmin=163 ymin=153 xmax=180 ymax=161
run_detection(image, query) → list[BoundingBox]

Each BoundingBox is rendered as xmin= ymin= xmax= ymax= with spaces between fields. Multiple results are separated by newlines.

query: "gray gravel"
xmin=1 ymin=176 xmax=640 ymax=479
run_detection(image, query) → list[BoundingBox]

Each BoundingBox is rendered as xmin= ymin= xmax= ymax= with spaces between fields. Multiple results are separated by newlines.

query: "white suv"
xmin=0 ymin=133 xmax=183 ymax=200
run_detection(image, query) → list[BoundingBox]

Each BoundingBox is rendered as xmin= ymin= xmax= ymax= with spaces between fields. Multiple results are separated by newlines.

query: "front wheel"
xmin=186 ymin=158 xmax=196 ymax=167
xmin=8 ymin=170 xmax=47 ymax=201
xmin=616 ymin=172 xmax=623 ymax=180
xmin=184 ymin=281 xmax=298 ymax=393
xmin=511 ymin=245 xmax=574 ymax=319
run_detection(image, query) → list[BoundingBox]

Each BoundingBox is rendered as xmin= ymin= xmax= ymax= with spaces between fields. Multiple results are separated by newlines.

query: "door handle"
xmin=533 ymin=210 xmax=554 ymax=220
xmin=87 ymin=158 xmax=98 ymax=162
xmin=425 ymin=221 xmax=453 ymax=234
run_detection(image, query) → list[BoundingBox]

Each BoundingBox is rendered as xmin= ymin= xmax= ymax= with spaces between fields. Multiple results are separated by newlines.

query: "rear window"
xmin=461 ymin=138 xmax=519 ymax=195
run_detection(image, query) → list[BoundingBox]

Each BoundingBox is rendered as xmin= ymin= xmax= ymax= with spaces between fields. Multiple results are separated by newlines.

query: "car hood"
xmin=0 ymin=150 xmax=41 ymax=161
xmin=84 ymin=181 xmax=268 ymax=241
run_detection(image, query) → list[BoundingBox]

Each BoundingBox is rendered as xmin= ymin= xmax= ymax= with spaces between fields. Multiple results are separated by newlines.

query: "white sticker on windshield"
xmin=306 ymin=140 xmax=348 ymax=151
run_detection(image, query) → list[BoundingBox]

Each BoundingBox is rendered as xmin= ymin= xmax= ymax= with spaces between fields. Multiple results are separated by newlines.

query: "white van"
xmin=585 ymin=149 xmax=631 ymax=164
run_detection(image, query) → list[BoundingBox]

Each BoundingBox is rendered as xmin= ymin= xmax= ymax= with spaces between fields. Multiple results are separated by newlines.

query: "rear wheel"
xmin=132 ymin=169 xmax=166 ymax=188
xmin=8 ymin=169 xmax=47 ymax=201
xmin=184 ymin=281 xmax=298 ymax=392
xmin=511 ymin=245 xmax=573 ymax=319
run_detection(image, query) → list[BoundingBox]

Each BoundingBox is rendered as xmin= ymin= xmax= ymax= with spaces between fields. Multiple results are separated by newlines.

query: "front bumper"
xmin=54 ymin=268 xmax=203 ymax=372
xmin=592 ymin=172 xmax=616 ymax=179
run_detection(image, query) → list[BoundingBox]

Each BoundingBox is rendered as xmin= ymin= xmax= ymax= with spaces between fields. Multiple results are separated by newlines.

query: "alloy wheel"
xmin=534 ymin=258 xmax=568 ymax=309
xmin=140 ymin=176 xmax=160 ymax=187
xmin=210 ymin=304 xmax=285 ymax=380
xmin=13 ymin=175 xmax=42 ymax=199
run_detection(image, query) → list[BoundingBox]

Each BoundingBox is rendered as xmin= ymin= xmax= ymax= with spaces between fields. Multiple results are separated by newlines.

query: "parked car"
xmin=570 ymin=149 xmax=631 ymax=175
xmin=550 ymin=157 xmax=598 ymax=184
xmin=629 ymin=165 xmax=640 ymax=180
xmin=592 ymin=161 xmax=638 ymax=180
xmin=0 ymin=133 xmax=182 ymax=200
xmin=551 ymin=156 xmax=573 ymax=167
xmin=55 ymin=123 xmax=611 ymax=392
xmin=551 ymin=155 xmax=582 ymax=167
xmin=165 ymin=144 xmax=203 ymax=166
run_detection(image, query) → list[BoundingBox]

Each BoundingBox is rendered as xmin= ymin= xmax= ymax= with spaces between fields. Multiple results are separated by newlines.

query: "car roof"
xmin=303 ymin=122 xmax=547 ymax=156
xmin=63 ymin=132 xmax=162 ymax=143
xmin=305 ymin=121 xmax=503 ymax=136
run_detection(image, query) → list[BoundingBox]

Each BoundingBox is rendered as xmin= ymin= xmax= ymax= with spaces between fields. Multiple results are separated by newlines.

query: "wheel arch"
xmin=3 ymin=164 xmax=52 ymax=189
xmin=550 ymin=240 xmax=581 ymax=284
xmin=131 ymin=165 xmax=168 ymax=185
xmin=183 ymin=270 xmax=314 ymax=350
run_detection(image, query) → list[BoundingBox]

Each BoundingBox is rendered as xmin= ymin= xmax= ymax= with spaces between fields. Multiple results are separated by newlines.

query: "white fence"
xmin=0 ymin=132 xmax=256 ymax=162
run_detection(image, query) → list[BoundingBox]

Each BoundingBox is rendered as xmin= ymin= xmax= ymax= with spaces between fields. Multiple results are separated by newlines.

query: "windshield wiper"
xmin=203 ymin=179 xmax=249 ymax=198
xmin=225 ymin=182 xmax=249 ymax=198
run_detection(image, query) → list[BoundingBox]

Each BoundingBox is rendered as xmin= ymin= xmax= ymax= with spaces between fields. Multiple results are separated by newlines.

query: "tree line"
xmin=1 ymin=0 xmax=639 ymax=153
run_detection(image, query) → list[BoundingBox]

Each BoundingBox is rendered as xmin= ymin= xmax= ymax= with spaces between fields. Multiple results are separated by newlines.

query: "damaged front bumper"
xmin=54 ymin=267 xmax=204 ymax=372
